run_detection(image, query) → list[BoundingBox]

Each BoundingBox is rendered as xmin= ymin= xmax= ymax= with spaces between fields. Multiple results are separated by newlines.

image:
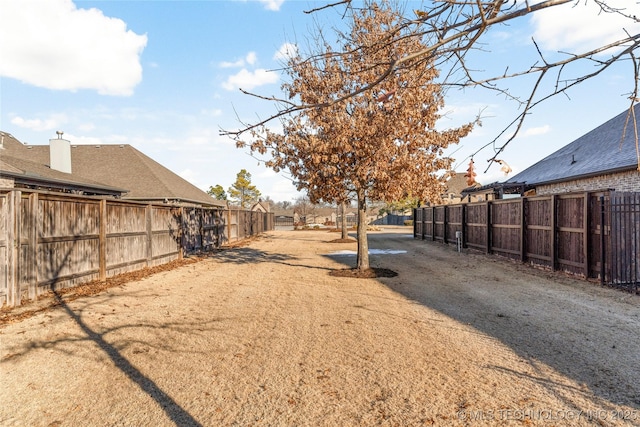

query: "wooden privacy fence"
xmin=414 ymin=191 xmax=639 ymax=292
xmin=0 ymin=189 xmax=274 ymax=307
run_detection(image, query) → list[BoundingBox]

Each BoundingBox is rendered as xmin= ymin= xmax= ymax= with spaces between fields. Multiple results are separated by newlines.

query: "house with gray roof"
xmin=0 ymin=131 xmax=226 ymax=207
xmin=472 ymin=107 xmax=640 ymax=198
xmin=506 ymin=107 xmax=640 ymax=195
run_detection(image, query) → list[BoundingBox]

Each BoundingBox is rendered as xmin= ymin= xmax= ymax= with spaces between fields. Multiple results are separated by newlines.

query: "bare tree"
xmin=224 ymin=0 xmax=640 ymax=172
xmin=234 ymin=1 xmax=474 ymax=272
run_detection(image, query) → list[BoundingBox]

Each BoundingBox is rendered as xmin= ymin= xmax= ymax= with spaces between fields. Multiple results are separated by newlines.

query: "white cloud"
xmin=200 ymin=109 xmax=223 ymax=117
xmin=220 ymin=59 xmax=246 ymax=69
xmin=267 ymin=178 xmax=298 ymax=202
xmin=11 ymin=114 xmax=68 ymax=131
xmin=273 ymin=43 xmax=298 ymax=62
xmin=222 ymin=68 xmax=279 ymax=91
xmin=520 ymin=125 xmax=551 ymax=137
xmin=63 ymin=133 xmax=103 ymax=146
xmin=258 ymin=0 xmax=285 ymax=11
xmin=246 ymin=52 xmax=258 ymax=66
xmin=179 ymin=168 xmax=198 ymax=184
xmin=257 ymin=168 xmax=277 ymax=178
xmin=531 ymin=1 xmax=640 ymax=53
xmin=0 ymin=0 xmax=147 ymax=96
xmin=77 ymin=123 xmax=96 ymax=132
xmin=220 ymin=52 xmax=258 ymax=69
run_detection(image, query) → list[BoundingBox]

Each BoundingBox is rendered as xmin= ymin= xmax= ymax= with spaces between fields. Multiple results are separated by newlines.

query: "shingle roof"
xmin=443 ymin=174 xmax=478 ymax=195
xmin=1 ymin=132 xmax=126 ymax=195
xmin=506 ymin=107 xmax=640 ymax=186
xmin=1 ymin=131 xmax=225 ymax=207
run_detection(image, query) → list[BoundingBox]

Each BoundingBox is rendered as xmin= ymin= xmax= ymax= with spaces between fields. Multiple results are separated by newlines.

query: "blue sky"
xmin=1 ymin=0 xmax=639 ymax=203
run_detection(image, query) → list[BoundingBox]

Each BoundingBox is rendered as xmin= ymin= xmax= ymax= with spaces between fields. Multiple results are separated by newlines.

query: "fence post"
xmin=413 ymin=208 xmax=417 ymax=238
xmin=600 ymin=195 xmax=606 ymax=285
xmin=550 ymin=194 xmax=557 ymax=271
xmin=431 ymin=206 xmax=436 ymax=241
xmin=583 ymin=192 xmax=590 ymax=278
xmin=146 ymin=204 xmax=153 ymax=266
xmin=486 ymin=201 xmax=492 ymax=254
xmin=520 ymin=197 xmax=526 ymax=263
xmin=99 ymin=199 xmax=107 ymax=281
xmin=443 ymin=206 xmax=448 ymax=244
xmin=178 ymin=207 xmax=184 ymax=260
xmin=27 ymin=192 xmax=38 ymax=300
xmin=421 ymin=208 xmax=426 ymax=240
xmin=461 ymin=203 xmax=467 ymax=248
xmin=7 ymin=190 xmax=19 ymax=307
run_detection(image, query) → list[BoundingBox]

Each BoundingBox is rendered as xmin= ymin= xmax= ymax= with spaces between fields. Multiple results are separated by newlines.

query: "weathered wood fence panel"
xmin=37 ymin=195 xmax=101 ymax=294
xmin=0 ymin=192 xmax=10 ymax=305
xmin=414 ymin=191 xmax=622 ymax=284
xmin=0 ymin=189 xmax=274 ymax=307
xmin=106 ymin=202 xmax=148 ymax=277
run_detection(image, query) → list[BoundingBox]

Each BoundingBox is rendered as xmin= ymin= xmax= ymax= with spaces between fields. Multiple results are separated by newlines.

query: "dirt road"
xmin=1 ymin=228 xmax=639 ymax=426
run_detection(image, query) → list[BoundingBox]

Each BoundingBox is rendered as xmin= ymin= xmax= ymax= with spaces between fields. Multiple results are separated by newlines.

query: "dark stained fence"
xmin=609 ymin=192 xmax=640 ymax=292
xmin=275 ymin=216 xmax=294 ymax=228
xmin=524 ymin=196 xmax=553 ymax=270
xmin=414 ymin=208 xmax=423 ymax=237
xmin=459 ymin=202 xmax=487 ymax=251
xmin=414 ymin=191 xmax=626 ymax=287
xmin=0 ymin=189 xmax=274 ymax=307
xmin=445 ymin=205 xmax=463 ymax=244
xmin=371 ymin=214 xmax=412 ymax=226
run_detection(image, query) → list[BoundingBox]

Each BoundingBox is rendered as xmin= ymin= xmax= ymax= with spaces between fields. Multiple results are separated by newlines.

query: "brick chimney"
xmin=50 ymin=131 xmax=72 ymax=174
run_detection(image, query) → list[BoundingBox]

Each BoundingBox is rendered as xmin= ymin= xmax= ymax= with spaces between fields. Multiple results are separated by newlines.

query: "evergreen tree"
xmin=207 ymin=184 xmax=228 ymax=201
xmin=228 ymin=169 xmax=261 ymax=209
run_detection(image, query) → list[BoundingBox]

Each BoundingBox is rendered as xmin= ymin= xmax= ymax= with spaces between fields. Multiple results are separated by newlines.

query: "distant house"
xmin=441 ymin=174 xmax=481 ymax=204
xmin=0 ymin=131 xmax=226 ymax=208
xmin=251 ymin=200 xmax=271 ymax=213
xmin=504 ymin=107 xmax=640 ymax=195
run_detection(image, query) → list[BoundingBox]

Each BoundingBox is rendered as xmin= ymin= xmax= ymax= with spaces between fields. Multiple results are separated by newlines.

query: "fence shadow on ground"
xmin=332 ymin=232 xmax=640 ymax=411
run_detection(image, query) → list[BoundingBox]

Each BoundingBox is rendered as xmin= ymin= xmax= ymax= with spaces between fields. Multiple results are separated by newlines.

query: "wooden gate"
xmin=609 ymin=192 xmax=640 ymax=292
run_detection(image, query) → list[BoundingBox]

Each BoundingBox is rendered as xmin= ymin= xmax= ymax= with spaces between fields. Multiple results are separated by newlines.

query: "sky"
xmin=1 ymin=0 xmax=639 ymax=203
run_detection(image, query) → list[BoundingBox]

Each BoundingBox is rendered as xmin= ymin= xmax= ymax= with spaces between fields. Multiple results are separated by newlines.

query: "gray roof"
xmin=1 ymin=132 xmax=126 ymax=195
xmin=1 ymin=131 xmax=225 ymax=207
xmin=506 ymin=107 xmax=640 ymax=186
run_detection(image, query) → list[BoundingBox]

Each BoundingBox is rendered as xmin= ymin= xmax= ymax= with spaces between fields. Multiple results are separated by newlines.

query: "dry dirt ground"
xmin=1 ymin=227 xmax=639 ymax=427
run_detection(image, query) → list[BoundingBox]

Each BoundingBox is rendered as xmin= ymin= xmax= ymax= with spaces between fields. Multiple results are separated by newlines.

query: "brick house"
xmin=503 ymin=107 xmax=640 ymax=195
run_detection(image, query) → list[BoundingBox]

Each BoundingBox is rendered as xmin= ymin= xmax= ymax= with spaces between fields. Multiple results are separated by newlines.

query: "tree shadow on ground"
xmin=2 ymin=287 xmax=215 ymax=426
xmin=210 ymin=247 xmax=334 ymax=271
xmin=364 ymin=232 xmax=640 ymax=411
xmin=11 ymin=206 xmax=205 ymax=427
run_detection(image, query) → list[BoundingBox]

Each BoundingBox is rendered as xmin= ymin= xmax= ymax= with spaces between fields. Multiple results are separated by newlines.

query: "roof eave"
xmin=520 ymin=164 xmax=639 ymax=187
xmin=123 ymin=196 xmax=227 ymax=208
xmin=0 ymin=170 xmax=128 ymax=196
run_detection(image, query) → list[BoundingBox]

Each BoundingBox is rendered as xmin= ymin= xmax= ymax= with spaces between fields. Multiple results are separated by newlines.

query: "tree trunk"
xmin=356 ymin=193 xmax=369 ymax=270
xmin=341 ymin=201 xmax=348 ymax=240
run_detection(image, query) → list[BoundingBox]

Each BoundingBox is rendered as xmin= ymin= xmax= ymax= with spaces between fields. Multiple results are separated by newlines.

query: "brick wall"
xmin=536 ymin=169 xmax=640 ymax=195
